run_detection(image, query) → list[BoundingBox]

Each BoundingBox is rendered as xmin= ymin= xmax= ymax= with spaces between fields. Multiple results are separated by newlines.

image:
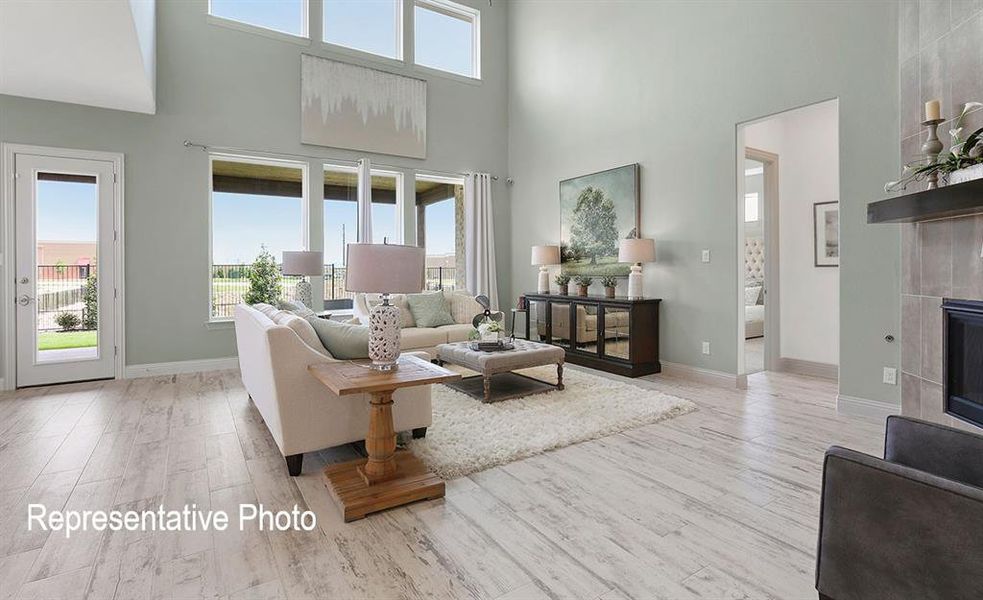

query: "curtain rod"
xmin=183 ymin=140 xmax=501 ymax=181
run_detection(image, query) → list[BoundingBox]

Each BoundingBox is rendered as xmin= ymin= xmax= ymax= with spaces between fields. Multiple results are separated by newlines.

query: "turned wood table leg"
xmin=557 ymin=363 xmax=564 ymax=390
xmin=483 ymin=375 xmax=492 ymax=402
xmin=362 ymin=390 xmax=397 ymax=484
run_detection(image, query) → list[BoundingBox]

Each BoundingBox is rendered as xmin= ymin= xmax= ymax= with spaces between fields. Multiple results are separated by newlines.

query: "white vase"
xmin=368 ymin=299 xmax=401 ymax=370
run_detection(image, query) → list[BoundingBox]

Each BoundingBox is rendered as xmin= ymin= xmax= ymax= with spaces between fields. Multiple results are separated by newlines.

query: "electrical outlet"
xmin=701 ymin=249 xmax=711 ymax=263
xmin=882 ymin=367 xmax=897 ymax=385
xmin=702 ymin=341 xmax=711 ymax=355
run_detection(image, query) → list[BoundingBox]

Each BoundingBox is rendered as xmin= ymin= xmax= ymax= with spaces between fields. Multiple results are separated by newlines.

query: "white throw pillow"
xmin=443 ymin=291 xmax=481 ymax=324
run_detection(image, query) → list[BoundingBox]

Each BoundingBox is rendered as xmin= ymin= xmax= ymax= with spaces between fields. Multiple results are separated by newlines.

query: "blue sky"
xmin=37 ymin=181 xmax=97 ymax=242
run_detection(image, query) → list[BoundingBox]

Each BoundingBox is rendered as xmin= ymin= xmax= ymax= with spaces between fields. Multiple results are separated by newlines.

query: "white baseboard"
xmin=658 ymin=361 xmax=747 ymax=389
xmin=124 ymin=357 xmax=239 ymax=379
xmin=836 ymin=394 xmax=900 ymax=421
xmin=778 ymin=357 xmax=838 ymax=380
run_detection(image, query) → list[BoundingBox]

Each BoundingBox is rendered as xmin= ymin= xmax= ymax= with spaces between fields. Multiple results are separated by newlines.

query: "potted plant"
xmin=600 ymin=276 xmax=618 ymax=298
xmin=554 ymin=273 xmax=571 ymax=295
xmin=574 ymin=275 xmax=593 ymax=296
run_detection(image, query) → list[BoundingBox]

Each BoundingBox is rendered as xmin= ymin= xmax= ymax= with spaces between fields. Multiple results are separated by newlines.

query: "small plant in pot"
xmin=600 ymin=276 xmax=618 ymax=298
xmin=554 ymin=273 xmax=571 ymax=295
xmin=574 ymin=275 xmax=593 ymax=296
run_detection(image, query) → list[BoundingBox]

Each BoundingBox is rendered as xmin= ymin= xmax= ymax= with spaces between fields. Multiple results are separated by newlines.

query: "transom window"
xmin=323 ymin=0 xmax=402 ymax=59
xmin=414 ymin=0 xmax=480 ymax=78
xmin=209 ymin=0 xmax=308 ymax=38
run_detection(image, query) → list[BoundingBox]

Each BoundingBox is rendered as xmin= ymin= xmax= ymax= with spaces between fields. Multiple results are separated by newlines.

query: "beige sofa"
xmin=353 ymin=290 xmax=481 ymax=357
xmin=233 ymin=304 xmax=432 ymax=476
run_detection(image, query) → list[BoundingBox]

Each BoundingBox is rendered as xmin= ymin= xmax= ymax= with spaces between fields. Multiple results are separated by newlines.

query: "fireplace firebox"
xmin=943 ymin=299 xmax=983 ymax=428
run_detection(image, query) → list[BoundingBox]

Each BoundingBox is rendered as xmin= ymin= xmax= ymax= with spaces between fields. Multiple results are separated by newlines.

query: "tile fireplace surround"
xmin=901 ymin=214 xmax=983 ymax=433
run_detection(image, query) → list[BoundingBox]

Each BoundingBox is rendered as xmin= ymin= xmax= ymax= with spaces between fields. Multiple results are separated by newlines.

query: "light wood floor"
xmin=0 ymin=367 xmax=883 ymax=600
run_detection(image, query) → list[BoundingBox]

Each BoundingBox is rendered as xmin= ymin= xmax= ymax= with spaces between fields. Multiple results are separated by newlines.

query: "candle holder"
xmin=921 ymin=118 xmax=945 ymax=189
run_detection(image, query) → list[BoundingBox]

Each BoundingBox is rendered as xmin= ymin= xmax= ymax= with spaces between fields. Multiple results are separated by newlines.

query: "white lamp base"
xmin=295 ymin=279 xmax=313 ymax=308
xmin=368 ymin=297 xmax=401 ymax=370
xmin=627 ymin=264 xmax=643 ymax=299
xmin=538 ymin=266 xmax=550 ymax=294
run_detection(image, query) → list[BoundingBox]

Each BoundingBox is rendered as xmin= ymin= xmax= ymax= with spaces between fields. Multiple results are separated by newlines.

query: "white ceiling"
xmin=0 ymin=0 xmax=156 ymax=114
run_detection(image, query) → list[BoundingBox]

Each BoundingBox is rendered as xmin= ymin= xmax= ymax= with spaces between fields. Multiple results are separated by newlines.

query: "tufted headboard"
xmin=745 ymin=237 xmax=765 ymax=282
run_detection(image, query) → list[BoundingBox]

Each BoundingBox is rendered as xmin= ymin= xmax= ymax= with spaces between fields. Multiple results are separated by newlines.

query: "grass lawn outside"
xmin=38 ymin=330 xmax=97 ymax=351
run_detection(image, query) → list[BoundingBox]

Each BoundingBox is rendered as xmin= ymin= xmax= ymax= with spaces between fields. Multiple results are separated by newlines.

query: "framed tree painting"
xmin=814 ymin=201 xmax=839 ymax=267
xmin=559 ymin=164 xmax=640 ymax=276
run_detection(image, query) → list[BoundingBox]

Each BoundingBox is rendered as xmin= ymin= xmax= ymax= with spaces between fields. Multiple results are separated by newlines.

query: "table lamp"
xmin=618 ymin=238 xmax=656 ymax=299
xmin=282 ymin=250 xmax=324 ymax=309
xmin=345 ymin=242 xmax=425 ymax=371
xmin=531 ymin=245 xmax=560 ymax=293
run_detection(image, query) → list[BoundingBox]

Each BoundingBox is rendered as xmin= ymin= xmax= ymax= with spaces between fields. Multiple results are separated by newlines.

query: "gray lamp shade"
xmin=345 ymin=243 xmax=425 ymax=294
xmin=281 ymin=251 xmax=324 ymax=276
xmin=531 ymin=245 xmax=560 ymax=265
xmin=618 ymin=238 xmax=656 ymax=263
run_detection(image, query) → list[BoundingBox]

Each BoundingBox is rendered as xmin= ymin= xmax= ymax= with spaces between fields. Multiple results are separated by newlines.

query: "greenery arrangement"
xmin=886 ymin=102 xmax=983 ymax=192
xmin=243 ymin=246 xmax=283 ymax=305
xmin=574 ymin=275 xmax=593 ymax=286
xmin=56 ymin=312 xmax=81 ymax=331
xmin=554 ymin=274 xmax=571 ymax=285
xmin=82 ymin=274 xmax=98 ymax=330
xmin=600 ymin=276 xmax=618 ymax=288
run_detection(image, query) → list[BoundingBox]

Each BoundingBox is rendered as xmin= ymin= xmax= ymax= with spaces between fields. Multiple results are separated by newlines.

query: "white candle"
xmin=925 ymin=99 xmax=941 ymax=121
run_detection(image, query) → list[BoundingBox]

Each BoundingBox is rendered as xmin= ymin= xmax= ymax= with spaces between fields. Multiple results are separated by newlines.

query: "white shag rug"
xmin=407 ymin=365 xmax=697 ymax=479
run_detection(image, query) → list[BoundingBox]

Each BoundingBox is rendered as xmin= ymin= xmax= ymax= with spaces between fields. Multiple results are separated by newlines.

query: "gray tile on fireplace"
xmin=921 ymin=296 xmax=944 ymax=384
xmin=902 ymin=294 xmax=922 ymax=375
xmin=919 ymin=218 xmax=952 ymax=297
xmin=945 ymin=12 xmax=983 ymax=118
xmin=919 ymin=0 xmax=951 ymax=45
xmin=920 ymin=378 xmax=945 ymax=422
xmin=901 ymin=58 xmax=922 ymax=139
xmin=920 ymin=37 xmax=950 ymax=122
xmin=952 ymin=214 xmax=983 ymax=300
xmin=902 ymin=222 xmax=920 ymax=294
xmin=901 ymin=0 xmax=920 ymax=61
xmin=901 ymin=371 xmax=922 ymax=417
xmin=950 ymin=0 xmax=983 ymax=26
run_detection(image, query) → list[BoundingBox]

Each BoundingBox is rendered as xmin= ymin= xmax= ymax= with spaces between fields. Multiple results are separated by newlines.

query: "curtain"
xmin=464 ymin=173 xmax=499 ymax=309
xmin=356 ymin=158 xmax=372 ymax=243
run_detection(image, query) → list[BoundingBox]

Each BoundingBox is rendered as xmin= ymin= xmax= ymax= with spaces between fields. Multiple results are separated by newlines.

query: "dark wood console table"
xmin=523 ymin=293 xmax=660 ymax=377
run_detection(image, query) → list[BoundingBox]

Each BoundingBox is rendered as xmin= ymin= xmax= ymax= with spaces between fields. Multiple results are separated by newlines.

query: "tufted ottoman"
xmin=435 ymin=339 xmax=565 ymax=402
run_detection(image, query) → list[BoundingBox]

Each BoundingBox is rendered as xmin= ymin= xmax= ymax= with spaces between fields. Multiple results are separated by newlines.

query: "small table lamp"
xmin=531 ymin=245 xmax=560 ymax=294
xmin=282 ymin=250 xmax=324 ymax=309
xmin=618 ymin=238 xmax=656 ymax=299
xmin=345 ymin=243 xmax=425 ymax=371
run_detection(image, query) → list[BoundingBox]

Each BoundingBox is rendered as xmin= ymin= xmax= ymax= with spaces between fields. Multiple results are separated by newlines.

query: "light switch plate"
xmin=701 ymin=249 xmax=711 ymax=263
xmin=882 ymin=367 xmax=897 ymax=385
xmin=702 ymin=341 xmax=711 ymax=355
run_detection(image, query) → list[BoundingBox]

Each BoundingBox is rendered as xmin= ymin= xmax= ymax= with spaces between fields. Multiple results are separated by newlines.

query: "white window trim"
xmin=207 ymin=0 xmax=311 ymax=42
xmin=322 ymin=0 xmax=404 ymax=62
xmin=370 ymin=168 xmax=405 ymax=244
xmin=413 ymin=0 xmax=481 ymax=80
xmin=208 ymin=153 xmax=309 ymax=322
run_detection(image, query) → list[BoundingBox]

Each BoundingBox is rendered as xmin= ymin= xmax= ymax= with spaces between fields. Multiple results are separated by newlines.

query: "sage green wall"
xmin=507 ymin=0 xmax=901 ymax=405
xmin=0 ymin=0 xmax=510 ymax=375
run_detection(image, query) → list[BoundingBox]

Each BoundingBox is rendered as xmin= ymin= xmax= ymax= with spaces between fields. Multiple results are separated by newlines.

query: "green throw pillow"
xmin=305 ymin=317 xmax=370 ymax=360
xmin=406 ymin=292 xmax=456 ymax=328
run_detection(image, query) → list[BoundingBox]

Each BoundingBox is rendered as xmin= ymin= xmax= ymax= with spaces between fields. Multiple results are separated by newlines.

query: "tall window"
xmin=209 ymin=0 xmax=308 ymax=37
xmin=414 ymin=0 xmax=480 ymax=78
xmin=371 ymin=170 xmax=402 ymax=244
xmin=210 ymin=156 xmax=307 ymax=319
xmin=323 ymin=0 xmax=401 ymax=59
xmin=744 ymin=193 xmax=760 ymax=223
xmin=415 ymin=175 xmax=464 ymax=291
xmin=323 ymin=165 xmax=358 ymax=307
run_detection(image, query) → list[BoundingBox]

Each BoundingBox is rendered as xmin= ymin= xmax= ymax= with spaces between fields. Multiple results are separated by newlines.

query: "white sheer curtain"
xmin=356 ymin=158 xmax=372 ymax=243
xmin=464 ymin=173 xmax=499 ymax=309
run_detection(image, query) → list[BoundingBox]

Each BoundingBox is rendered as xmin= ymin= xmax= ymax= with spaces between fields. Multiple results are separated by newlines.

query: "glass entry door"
xmin=14 ymin=153 xmax=117 ymax=386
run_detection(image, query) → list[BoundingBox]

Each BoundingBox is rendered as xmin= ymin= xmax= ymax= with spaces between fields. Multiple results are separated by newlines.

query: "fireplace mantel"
xmin=867 ymin=178 xmax=983 ymax=223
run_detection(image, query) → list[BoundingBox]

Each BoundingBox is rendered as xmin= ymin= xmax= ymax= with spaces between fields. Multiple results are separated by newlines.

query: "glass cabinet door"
xmin=550 ymin=301 xmax=572 ymax=348
xmin=528 ymin=300 xmax=549 ymax=342
xmin=602 ymin=305 xmax=631 ymax=360
xmin=574 ymin=303 xmax=600 ymax=355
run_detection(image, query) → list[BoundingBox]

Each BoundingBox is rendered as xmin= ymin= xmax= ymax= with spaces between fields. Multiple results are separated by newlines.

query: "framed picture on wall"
xmin=814 ymin=201 xmax=839 ymax=267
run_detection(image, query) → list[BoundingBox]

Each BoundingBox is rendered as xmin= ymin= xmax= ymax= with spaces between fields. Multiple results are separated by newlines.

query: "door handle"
xmin=17 ymin=294 xmax=32 ymax=306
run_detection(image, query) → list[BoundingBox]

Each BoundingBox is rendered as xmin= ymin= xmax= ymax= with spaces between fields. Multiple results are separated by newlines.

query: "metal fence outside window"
xmin=37 ymin=264 xmax=96 ymax=331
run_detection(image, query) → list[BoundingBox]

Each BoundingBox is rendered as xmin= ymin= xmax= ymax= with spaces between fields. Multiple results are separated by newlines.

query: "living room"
xmin=1 ymin=1 xmax=982 ymax=599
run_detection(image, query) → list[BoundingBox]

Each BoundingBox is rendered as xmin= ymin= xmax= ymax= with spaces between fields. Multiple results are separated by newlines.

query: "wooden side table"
xmin=307 ymin=355 xmax=460 ymax=521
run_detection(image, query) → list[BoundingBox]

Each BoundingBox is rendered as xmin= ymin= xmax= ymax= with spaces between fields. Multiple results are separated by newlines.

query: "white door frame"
xmin=2 ymin=143 xmax=125 ymax=389
xmin=737 ymin=146 xmax=780 ymax=375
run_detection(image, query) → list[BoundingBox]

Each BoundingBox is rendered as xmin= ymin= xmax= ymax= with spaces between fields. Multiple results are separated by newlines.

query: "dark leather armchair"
xmin=815 ymin=416 xmax=983 ymax=600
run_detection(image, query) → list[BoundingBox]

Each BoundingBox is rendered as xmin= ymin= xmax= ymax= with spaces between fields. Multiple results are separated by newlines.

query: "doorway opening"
xmin=736 ymin=99 xmax=840 ymax=381
xmin=3 ymin=145 xmax=124 ymax=389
